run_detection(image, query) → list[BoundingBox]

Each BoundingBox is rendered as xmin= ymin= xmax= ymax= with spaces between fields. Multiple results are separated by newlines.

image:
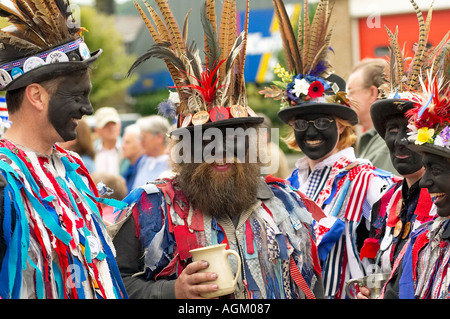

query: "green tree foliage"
xmin=80 ymin=6 xmax=137 ymax=109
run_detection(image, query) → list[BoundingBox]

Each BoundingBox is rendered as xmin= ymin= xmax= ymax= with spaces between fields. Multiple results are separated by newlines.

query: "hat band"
xmin=179 ymin=105 xmax=259 ymax=128
xmin=0 ymin=38 xmax=91 ymax=88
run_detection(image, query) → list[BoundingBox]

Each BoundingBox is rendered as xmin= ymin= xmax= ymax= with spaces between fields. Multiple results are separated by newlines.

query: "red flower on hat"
xmin=308 ymin=81 xmax=325 ymax=99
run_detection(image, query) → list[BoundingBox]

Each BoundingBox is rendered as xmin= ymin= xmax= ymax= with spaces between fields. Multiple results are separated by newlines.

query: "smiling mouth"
xmin=306 ymin=139 xmax=324 ymax=146
xmin=430 ymin=192 xmax=447 ymax=205
xmin=212 ymin=163 xmax=232 ymax=172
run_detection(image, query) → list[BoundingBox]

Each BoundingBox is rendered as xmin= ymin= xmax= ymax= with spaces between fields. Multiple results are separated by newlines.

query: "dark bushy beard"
xmin=174 ymin=161 xmax=261 ymax=219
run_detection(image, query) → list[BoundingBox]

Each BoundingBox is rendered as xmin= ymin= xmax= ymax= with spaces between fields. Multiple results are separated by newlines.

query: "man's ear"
xmin=24 ymin=83 xmax=50 ymax=111
xmin=369 ymin=85 xmax=379 ymax=103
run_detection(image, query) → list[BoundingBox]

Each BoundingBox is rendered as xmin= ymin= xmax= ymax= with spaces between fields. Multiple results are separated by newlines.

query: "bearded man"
xmin=112 ymin=0 xmax=324 ymax=299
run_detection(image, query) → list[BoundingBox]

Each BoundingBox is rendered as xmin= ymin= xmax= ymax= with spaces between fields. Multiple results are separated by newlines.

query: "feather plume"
xmin=218 ymin=0 xmax=237 ymax=82
xmin=182 ymin=9 xmax=191 ymax=43
xmin=203 ymin=0 xmax=217 ymax=69
xmin=143 ymin=0 xmax=170 ymax=44
xmin=154 ymin=0 xmax=186 ymax=56
xmin=220 ymin=31 xmax=244 ymax=105
xmin=134 ymin=1 xmax=161 ymax=42
xmin=381 ymin=0 xmax=449 ymax=98
xmin=385 ymin=25 xmax=405 ymax=91
xmin=272 ymin=0 xmax=301 ymax=74
xmin=131 ymin=0 xmax=250 ymax=116
xmin=301 ymin=0 xmax=310 ymax=62
xmin=0 ymin=0 xmax=82 ymax=62
xmin=235 ymin=0 xmax=249 ymax=106
xmin=273 ymin=0 xmax=334 ymax=78
xmin=407 ymin=0 xmax=430 ymax=90
xmin=201 ymin=1 xmax=221 ymax=73
xmin=127 ymin=42 xmax=185 ymax=77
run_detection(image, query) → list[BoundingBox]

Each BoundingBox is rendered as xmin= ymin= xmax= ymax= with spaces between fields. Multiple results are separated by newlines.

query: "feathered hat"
xmin=259 ymin=0 xmax=357 ymax=125
xmin=404 ymin=66 xmax=450 ymax=158
xmin=0 ymin=0 xmax=101 ymax=92
xmin=128 ymin=0 xmax=264 ymax=135
xmin=371 ymin=0 xmax=450 ymax=139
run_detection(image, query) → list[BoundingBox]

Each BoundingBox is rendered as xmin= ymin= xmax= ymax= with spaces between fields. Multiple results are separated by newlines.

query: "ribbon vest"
xmin=120 ymin=175 xmax=323 ymax=299
xmin=0 ymin=140 xmax=127 ymax=299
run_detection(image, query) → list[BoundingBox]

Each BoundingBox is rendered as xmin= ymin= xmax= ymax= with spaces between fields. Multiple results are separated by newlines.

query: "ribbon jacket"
xmin=381 ymin=217 xmax=450 ymax=299
xmin=287 ymin=147 xmax=395 ymax=298
xmin=113 ymin=175 xmax=325 ymax=299
xmin=0 ymin=140 xmax=127 ymax=299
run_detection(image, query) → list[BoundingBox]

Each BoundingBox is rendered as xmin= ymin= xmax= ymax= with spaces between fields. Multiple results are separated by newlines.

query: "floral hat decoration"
xmin=371 ymin=0 xmax=450 ymax=139
xmin=259 ymin=0 xmax=357 ymax=125
xmin=405 ymin=67 xmax=450 ymax=157
xmin=128 ymin=0 xmax=264 ymax=135
xmin=0 ymin=0 xmax=101 ymax=92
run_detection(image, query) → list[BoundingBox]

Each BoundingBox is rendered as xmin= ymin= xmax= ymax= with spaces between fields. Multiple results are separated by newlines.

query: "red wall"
xmin=359 ymin=9 xmax=450 ymax=60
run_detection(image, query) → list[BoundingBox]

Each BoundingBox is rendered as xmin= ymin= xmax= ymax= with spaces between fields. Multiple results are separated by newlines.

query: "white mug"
xmin=189 ymin=244 xmax=241 ymax=298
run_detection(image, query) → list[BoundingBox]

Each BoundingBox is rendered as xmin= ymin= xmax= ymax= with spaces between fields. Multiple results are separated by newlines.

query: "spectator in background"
xmin=120 ymin=124 xmax=145 ymax=193
xmin=91 ymin=171 xmax=128 ymax=225
xmin=132 ymin=115 xmax=172 ymax=188
xmin=93 ymin=107 xmax=122 ymax=175
xmin=257 ymin=113 xmax=289 ymax=179
xmin=59 ymin=118 xmax=96 ymax=172
xmin=347 ymin=58 xmax=398 ymax=175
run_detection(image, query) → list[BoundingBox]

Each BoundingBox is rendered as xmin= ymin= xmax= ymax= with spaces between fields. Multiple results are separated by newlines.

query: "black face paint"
xmin=293 ymin=113 xmax=339 ymax=160
xmin=47 ymin=72 xmax=93 ymax=142
xmin=384 ymin=116 xmax=423 ymax=175
xmin=419 ymin=152 xmax=450 ymax=218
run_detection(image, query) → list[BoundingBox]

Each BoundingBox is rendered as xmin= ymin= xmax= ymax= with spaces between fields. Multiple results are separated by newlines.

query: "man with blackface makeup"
xmin=356 ymin=2 xmax=442 ymax=299
xmin=112 ymin=0 xmax=324 ymax=299
xmin=365 ymin=68 xmax=450 ymax=299
xmin=0 ymin=0 xmax=127 ymax=299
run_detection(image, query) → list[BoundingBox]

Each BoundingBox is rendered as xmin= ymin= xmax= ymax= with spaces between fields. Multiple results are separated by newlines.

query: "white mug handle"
xmin=225 ymin=249 xmax=241 ymax=287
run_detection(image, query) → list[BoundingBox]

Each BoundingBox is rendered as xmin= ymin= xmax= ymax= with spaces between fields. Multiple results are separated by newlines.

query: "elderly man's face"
xmin=47 ymin=72 xmax=93 ymax=142
xmin=420 ymin=152 xmax=450 ymax=218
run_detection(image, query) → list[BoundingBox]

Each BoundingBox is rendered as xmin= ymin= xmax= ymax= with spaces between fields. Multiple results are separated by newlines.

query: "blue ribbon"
xmin=317 ymin=219 xmax=345 ymax=261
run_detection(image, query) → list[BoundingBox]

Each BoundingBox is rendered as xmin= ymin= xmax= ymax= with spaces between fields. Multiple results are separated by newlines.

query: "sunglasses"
xmin=291 ymin=118 xmax=334 ymax=132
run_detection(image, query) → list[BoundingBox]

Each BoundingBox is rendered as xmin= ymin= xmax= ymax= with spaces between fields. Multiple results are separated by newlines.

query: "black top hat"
xmin=0 ymin=0 xmax=101 ymax=91
xmin=370 ymin=98 xmax=414 ymax=139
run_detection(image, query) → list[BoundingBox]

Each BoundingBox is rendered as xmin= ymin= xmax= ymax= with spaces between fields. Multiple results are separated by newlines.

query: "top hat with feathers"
xmin=259 ymin=0 xmax=358 ymax=126
xmin=370 ymin=0 xmax=450 ymax=140
xmin=128 ymin=0 xmax=264 ymax=136
xmin=0 ymin=0 xmax=101 ymax=92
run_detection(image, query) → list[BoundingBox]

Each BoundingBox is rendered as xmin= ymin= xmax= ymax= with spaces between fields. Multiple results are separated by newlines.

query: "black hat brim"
xmin=170 ymin=116 xmax=265 ymax=137
xmin=370 ymin=98 xmax=414 ymax=138
xmin=1 ymin=49 xmax=102 ymax=91
xmin=277 ymin=102 xmax=358 ymax=125
xmin=406 ymin=142 xmax=450 ymax=158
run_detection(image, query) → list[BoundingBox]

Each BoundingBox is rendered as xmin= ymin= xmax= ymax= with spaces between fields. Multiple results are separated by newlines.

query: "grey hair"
xmin=136 ymin=115 xmax=171 ymax=145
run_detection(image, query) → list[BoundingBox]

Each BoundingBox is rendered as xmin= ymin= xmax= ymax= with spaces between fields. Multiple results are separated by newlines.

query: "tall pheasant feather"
xmin=272 ymin=0 xmax=301 ymax=74
xmin=382 ymin=0 xmax=448 ymax=97
xmin=272 ymin=0 xmax=334 ymax=78
xmin=407 ymin=0 xmax=430 ymax=90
